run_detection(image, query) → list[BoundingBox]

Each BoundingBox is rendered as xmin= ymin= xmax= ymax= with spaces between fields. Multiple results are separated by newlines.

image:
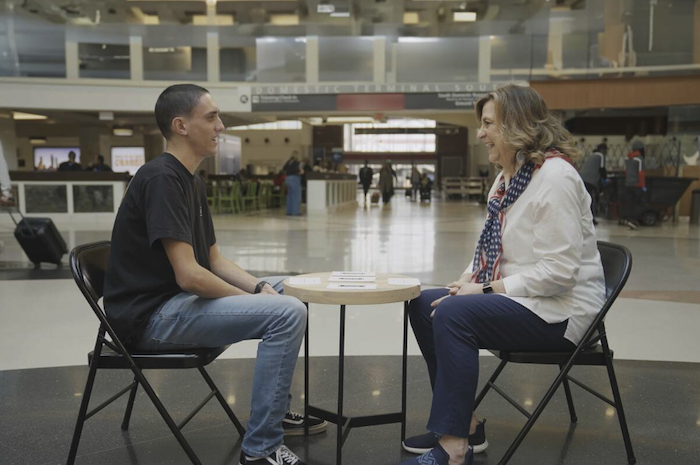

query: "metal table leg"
xmin=401 ymin=300 xmax=409 ymax=441
xmin=304 ymin=302 xmax=309 ymax=436
xmin=337 ymin=304 xmax=346 ymax=465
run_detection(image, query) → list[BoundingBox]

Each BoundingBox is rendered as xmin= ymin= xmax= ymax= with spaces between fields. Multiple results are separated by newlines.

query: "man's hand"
xmin=260 ymin=283 xmax=279 ymax=295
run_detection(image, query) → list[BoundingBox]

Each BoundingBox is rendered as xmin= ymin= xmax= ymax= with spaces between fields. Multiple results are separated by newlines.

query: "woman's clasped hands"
xmin=429 ymin=276 xmax=484 ymax=317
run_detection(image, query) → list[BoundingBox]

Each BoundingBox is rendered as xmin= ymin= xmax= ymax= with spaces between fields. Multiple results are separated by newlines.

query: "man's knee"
xmin=279 ymin=297 xmax=307 ymax=331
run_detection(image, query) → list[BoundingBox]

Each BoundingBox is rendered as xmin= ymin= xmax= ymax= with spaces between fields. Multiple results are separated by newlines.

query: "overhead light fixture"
xmin=148 ymin=47 xmax=176 ymax=53
xmin=330 ymin=12 xmax=350 ymax=18
xmin=206 ymin=0 xmax=217 ymax=6
xmin=29 ymin=137 xmax=47 ymax=145
xmin=398 ymin=37 xmax=439 ymax=43
xmin=193 ymin=14 xmax=234 ymax=25
xmin=269 ymin=14 xmax=299 ymax=25
xmin=13 ymin=111 xmax=48 ymax=121
xmin=113 ymin=128 xmax=134 ymax=137
xmin=327 ymin=117 xmax=375 ymax=124
xmin=99 ymin=111 xmax=114 ymax=121
xmin=453 ymin=11 xmax=477 ymax=22
xmin=317 ymin=4 xmax=335 ymax=13
xmin=403 ymin=12 xmax=420 ymax=24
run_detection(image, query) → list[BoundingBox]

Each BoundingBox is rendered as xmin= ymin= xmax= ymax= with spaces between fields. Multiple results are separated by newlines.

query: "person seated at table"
xmin=104 ymin=84 xmax=325 ymax=465
xmin=87 ymin=154 xmax=112 ymax=172
xmin=398 ymin=84 xmax=605 ymax=465
xmin=58 ymin=151 xmax=83 ymax=171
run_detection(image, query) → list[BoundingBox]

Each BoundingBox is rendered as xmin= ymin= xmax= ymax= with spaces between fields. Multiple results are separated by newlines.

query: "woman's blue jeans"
xmin=135 ymin=277 xmax=306 ymax=458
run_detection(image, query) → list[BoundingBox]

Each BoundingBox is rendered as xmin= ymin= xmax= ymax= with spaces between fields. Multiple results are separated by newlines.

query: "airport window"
xmin=344 ymin=119 xmax=437 ymax=153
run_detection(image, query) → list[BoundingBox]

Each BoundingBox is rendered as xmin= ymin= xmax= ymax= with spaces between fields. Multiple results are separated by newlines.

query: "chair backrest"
xmin=245 ymin=182 xmax=258 ymax=197
xmin=579 ymin=241 xmax=632 ymax=347
xmin=70 ymin=241 xmax=115 ymax=332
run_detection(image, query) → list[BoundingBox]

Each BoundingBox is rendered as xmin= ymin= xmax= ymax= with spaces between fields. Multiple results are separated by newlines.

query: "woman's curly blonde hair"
xmin=475 ymin=84 xmax=581 ymax=167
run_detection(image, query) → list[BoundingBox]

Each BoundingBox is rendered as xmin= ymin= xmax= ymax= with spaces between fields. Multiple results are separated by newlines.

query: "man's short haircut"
xmin=155 ymin=84 xmax=210 ymax=140
xmin=97 ymin=154 xmax=105 ymax=163
xmin=68 ymin=151 xmax=76 ymax=158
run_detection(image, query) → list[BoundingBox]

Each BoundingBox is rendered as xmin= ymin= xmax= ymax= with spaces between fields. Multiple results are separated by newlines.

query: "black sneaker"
xmin=402 ymin=420 xmax=488 ymax=455
xmin=239 ymin=445 xmax=306 ymax=465
xmin=282 ymin=410 xmax=327 ymax=436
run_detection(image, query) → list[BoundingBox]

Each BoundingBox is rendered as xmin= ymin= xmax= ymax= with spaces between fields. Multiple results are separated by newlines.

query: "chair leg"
xmin=473 ymin=358 xmax=508 ymax=410
xmin=602 ymin=339 xmax=636 ymax=465
xmin=67 ymin=354 xmax=100 ymax=465
xmin=498 ymin=362 xmax=576 ymax=465
xmin=560 ymin=364 xmax=578 ymax=424
xmin=129 ymin=367 xmax=203 ymax=465
xmin=121 ymin=377 xmax=139 ymax=431
xmin=197 ymin=366 xmax=246 ymax=437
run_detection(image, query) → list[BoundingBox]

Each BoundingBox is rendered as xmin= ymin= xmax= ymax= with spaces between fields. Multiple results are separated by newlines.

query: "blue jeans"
xmin=135 ymin=277 xmax=306 ymax=458
xmin=285 ymin=175 xmax=301 ymax=215
xmin=409 ymin=288 xmax=575 ymax=438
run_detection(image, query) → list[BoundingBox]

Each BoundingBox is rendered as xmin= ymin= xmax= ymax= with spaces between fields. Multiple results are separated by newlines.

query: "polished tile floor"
xmin=1 ymin=193 xmax=699 ymax=464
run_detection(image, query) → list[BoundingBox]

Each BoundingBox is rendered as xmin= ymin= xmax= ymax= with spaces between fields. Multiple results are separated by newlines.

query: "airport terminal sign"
xmin=247 ymin=82 xmax=523 ymax=112
xmin=250 ymin=82 xmax=519 ymax=95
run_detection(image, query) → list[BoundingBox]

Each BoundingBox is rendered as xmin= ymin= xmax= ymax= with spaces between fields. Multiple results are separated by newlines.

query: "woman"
xmin=283 ymin=152 xmax=303 ymax=216
xmin=398 ymin=84 xmax=605 ymax=465
xmin=379 ymin=161 xmax=395 ymax=204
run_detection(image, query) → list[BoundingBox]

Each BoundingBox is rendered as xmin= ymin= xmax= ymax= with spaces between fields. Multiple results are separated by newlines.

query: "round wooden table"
xmin=284 ymin=272 xmax=420 ymax=465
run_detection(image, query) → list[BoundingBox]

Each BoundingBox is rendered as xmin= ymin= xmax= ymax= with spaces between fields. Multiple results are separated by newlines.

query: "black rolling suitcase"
xmin=9 ymin=211 xmax=67 ymax=266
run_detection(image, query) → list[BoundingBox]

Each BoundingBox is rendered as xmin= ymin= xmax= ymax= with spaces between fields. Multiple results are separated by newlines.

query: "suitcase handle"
xmin=7 ymin=208 xmax=25 ymax=227
xmin=9 ymin=210 xmax=38 ymax=239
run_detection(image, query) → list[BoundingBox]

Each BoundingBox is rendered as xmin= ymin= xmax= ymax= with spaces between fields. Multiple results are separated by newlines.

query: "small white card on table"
xmin=388 ymin=278 xmax=421 ymax=286
xmin=328 ymin=276 xmax=377 ymax=283
xmin=331 ymin=271 xmax=376 ymax=277
xmin=288 ymin=277 xmax=322 ymax=285
xmin=327 ymin=283 xmax=378 ymax=290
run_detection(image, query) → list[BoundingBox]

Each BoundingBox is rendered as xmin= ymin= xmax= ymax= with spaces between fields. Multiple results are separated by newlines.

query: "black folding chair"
xmin=473 ymin=241 xmax=636 ymax=465
xmin=67 ymin=241 xmax=245 ymax=465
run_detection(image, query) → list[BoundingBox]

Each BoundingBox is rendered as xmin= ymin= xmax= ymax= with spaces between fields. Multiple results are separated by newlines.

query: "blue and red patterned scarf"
xmin=470 ymin=148 xmax=569 ymax=284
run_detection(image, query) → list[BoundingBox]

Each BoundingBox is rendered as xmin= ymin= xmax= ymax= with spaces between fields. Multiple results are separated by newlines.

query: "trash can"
xmin=690 ymin=189 xmax=700 ymax=226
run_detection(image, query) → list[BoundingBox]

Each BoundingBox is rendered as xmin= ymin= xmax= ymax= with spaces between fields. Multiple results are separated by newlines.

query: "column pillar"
xmin=207 ymin=32 xmax=220 ymax=82
xmin=373 ymin=36 xmax=386 ymax=84
xmin=478 ymin=36 xmax=491 ymax=83
xmin=65 ymin=39 xmax=79 ymax=79
xmin=694 ymin=0 xmax=700 ymax=63
xmin=130 ymin=36 xmax=144 ymax=81
xmin=306 ymin=36 xmax=319 ymax=84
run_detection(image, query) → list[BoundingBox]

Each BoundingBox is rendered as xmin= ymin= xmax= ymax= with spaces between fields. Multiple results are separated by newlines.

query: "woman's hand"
xmin=429 ymin=280 xmax=484 ymax=317
xmin=449 ymin=282 xmax=484 ymax=296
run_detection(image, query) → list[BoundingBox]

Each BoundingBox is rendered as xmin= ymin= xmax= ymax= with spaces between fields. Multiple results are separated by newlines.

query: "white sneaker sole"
xmin=402 ymin=439 xmax=488 ymax=455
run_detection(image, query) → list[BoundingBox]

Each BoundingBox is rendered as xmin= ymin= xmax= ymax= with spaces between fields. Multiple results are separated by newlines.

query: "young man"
xmin=104 ymin=84 xmax=325 ymax=465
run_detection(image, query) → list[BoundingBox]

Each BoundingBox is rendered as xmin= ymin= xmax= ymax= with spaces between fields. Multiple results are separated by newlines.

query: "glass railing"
xmin=0 ymin=5 xmax=698 ymax=84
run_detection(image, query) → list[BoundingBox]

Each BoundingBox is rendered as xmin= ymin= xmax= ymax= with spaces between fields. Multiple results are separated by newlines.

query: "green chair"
xmin=206 ymin=180 xmax=218 ymax=214
xmin=218 ymin=181 xmax=242 ymax=214
xmin=270 ymin=184 xmax=286 ymax=209
xmin=242 ymin=182 xmax=258 ymax=212
xmin=258 ymin=182 xmax=272 ymax=209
